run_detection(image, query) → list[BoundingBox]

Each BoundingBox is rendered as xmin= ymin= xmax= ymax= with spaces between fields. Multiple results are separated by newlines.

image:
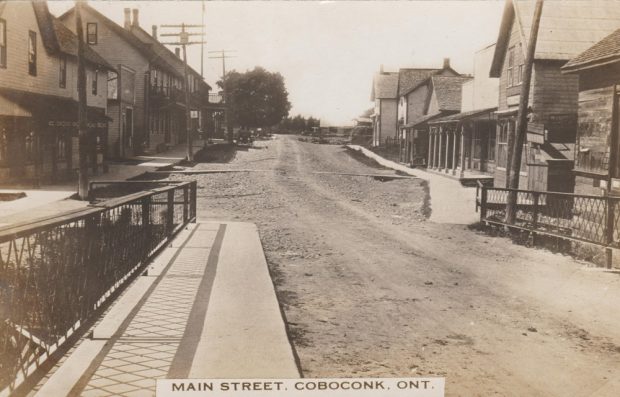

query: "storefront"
xmin=0 ymin=88 xmax=108 ymax=185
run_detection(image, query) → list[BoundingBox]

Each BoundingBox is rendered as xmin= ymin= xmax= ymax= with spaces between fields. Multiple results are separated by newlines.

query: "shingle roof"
xmin=32 ymin=1 xmax=113 ymax=70
xmin=52 ymin=19 xmax=114 ymax=70
xmin=398 ymin=68 xmax=440 ymax=97
xmin=371 ymin=72 xmax=399 ymax=100
xmin=405 ymin=112 xmax=447 ymax=128
xmin=130 ymin=26 xmax=211 ymax=90
xmin=431 ymin=75 xmax=471 ymax=112
xmin=490 ymin=0 xmax=620 ymax=76
xmin=563 ymin=28 xmax=620 ymax=72
xmin=60 ymin=4 xmax=183 ymax=78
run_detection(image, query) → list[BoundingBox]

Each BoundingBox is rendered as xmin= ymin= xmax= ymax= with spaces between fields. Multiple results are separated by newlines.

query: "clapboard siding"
xmin=0 ymin=2 xmax=105 ymax=108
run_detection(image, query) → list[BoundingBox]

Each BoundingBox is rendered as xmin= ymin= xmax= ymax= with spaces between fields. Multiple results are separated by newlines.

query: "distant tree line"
xmin=277 ymin=115 xmax=321 ymax=134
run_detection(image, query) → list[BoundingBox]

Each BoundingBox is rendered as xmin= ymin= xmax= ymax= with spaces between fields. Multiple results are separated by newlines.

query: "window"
xmin=0 ymin=129 xmax=7 ymax=163
xmin=57 ymin=135 xmax=67 ymax=160
xmin=92 ymin=70 xmax=98 ymax=95
xmin=488 ymin=127 xmax=496 ymax=162
xmin=507 ymin=46 xmax=514 ymax=87
xmin=28 ymin=31 xmax=36 ymax=76
xmin=0 ymin=19 xmax=6 ymax=68
xmin=59 ymin=55 xmax=67 ymax=88
xmin=25 ymin=131 xmax=35 ymax=162
xmin=87 ymin=23 xmax=97 ymax=44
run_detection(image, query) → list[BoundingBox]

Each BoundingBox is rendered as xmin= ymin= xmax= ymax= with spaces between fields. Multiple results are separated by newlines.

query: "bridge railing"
xmin=476 ymin=182 xmax=620 ymax=266
xmin=0 ymin=180 xmax=197 ymax=393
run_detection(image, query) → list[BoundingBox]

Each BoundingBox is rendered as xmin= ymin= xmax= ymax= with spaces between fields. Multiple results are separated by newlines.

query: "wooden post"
xmin=183 ymin=185 xmax=189 ymax=223
xmin=452 ymin=130 xmax=458 ymax=175
xmin=480 ymin=185 xmax=488 ymax=222
xmin=606 ymin=196 xmax=614 ymax=269
xmin=182 ymin=39 xmax=193 ymax=162
xmin=460 ymin=126 xmax=466 ymax=177
xmin=438 ymin=128 xmax=444 ymax=170
xmin=427 ymin=130 xmax=433 ymax=168
xmin=506 ymin=0 xmax=544 ymax=223
xmin=444 ymin=128 xmax=450 ymax=172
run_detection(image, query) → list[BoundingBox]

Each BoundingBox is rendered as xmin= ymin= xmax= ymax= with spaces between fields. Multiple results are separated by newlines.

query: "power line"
xmin=159 ymin=23 xmax=206 ymax=161
xmin=208 ymin=50 xmax=236 ymax=143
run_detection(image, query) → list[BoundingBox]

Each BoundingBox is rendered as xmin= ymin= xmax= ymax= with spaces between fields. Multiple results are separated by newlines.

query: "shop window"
xmin=28 ymin=31 xmax=37 ymax=76
xmin=25 ymin=132 xmax=35 ymax=163
xmin=59 ymin=55 xmax=67 ymax=88
xmin=87 ymin=23 xmax=97 ymax=45
xmin=57 ymin=135 xmax=67 ymax=160
xmin=488 ymin=128 xmax=496 ymax=161
xmin=0 ymin=19 xmax=6 ymax=68
xmin=0 ymin=129 xmax=7 ymax=163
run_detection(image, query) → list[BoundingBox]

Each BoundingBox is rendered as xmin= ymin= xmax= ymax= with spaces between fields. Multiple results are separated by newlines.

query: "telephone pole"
xmin=209 ymin=50 xmax=236 ymax=143
xmin=159 ymin=23 xmax=205 ymax=162
xmin=505 ymin=0 xmax=544 ymax=224
xmin=76 ymin=0 xmax=89 ymax=199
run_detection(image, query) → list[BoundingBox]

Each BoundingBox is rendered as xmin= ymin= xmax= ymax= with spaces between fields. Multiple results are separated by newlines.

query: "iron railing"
xmin=0 ymin=180 xmax=197 ymax=393
xmin=476 ymin=182 xmax=620 ymax=265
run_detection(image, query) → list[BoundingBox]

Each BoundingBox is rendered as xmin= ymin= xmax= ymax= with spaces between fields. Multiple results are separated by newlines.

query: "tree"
xmin=218 ymin=67 xmax=291 ymax=129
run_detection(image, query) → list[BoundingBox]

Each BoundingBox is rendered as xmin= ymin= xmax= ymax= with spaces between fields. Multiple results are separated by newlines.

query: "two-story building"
xmin=426 ymin=44 xmax=499 ymax=179
xmin=489 ymin=0 xmax=620 ymax=192
xmin=562 ymin=28 xmax=620 ymax=196
xmin=397 ymin=58 xmax=460 ymax=165
xmin=59 ymin=5 xmax=186 ymax=158
xmin=128 ymin=20 xmax=214 ymax=151
xmin=0 ymin=1 xmax=113 ymax=184
xmin=370 ymin=68 xmax=398 ymax=147
xmin=403 ymin=73 xmax=471 ymax=168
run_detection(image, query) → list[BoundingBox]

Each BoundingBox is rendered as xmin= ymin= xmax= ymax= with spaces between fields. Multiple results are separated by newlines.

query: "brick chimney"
xmin=175 ymin=47 xmax=180 ymax=57
xmin=443 ymin=58 xmax=451 ymax=69
xmin=132 ymin=9 xmax=139 ymax=27
xmin=123 ymin=8 xmax=131 ymax=29
xmin=152 ymin=25 xmax=157 ymax=39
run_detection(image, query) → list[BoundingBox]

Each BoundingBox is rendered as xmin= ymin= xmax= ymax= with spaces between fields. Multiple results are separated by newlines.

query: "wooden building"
xmin=403 ymin=74 xmax=471 ymax=167
xmin=489 ymin=0 xmax=620 ymax=192
xmin=562 ymin=28 xmax=620 ymax=196
xmin=0 ymin=1 xmax=113 ymax=184
xmin=370 ymin=69 xmax=398 ymax=147
xmin=426 ymin=44 xmax=499 ymax=179
xmin=396 ymin=59 xmax=460 ymax=164
xmin=59 ymin=5 xmax=190 ymax=157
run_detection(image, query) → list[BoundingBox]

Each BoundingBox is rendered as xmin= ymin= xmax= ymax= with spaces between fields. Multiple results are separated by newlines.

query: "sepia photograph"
xmin=0 ymin=0 xmax=620 ymax=396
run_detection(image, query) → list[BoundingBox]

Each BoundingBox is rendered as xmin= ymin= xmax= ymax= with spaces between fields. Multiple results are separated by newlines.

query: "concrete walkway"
xmin=347 ymin=145 xmax=479 ymax=225
xmin=34 ymin=221 xmax=299 ymax=397
xmin=0 ymin=142 xmax=202 ymax=227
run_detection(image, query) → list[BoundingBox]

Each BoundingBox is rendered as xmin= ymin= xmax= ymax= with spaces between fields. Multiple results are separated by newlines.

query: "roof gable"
xmin=430 ymin=75 xmax=471 ymax=112
xmin=490 ymin=0 xmax=620 ymax=77
xmin=397 ymin=69 xmax=440 ymax=97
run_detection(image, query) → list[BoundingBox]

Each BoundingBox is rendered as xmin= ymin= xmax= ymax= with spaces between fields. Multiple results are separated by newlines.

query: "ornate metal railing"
xmin=476 ymin=182 xmax=620 ymax=266
xmin=0 ymin=181 xmax=197 ymax=393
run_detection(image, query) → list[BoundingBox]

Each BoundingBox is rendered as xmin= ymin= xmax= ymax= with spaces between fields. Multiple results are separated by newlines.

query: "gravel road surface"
xmin=172 ymin=135 xmax=620 ymax=397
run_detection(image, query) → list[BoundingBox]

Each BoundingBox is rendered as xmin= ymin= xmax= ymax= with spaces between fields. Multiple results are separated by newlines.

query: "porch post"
xmin=431 ymin=130 xmax=437 ymax=168
xmin=438 ymin=128 xmax=444 ymax=170
xmin=428 ymin=130 xmax=433 ymax=168
xmin=444 ymin=127 xmax=450 ymax=172
xmin=460 ymin=125 xmax=466 ymax=177
xmin=452 ymin=129 xmax=458 ymax=175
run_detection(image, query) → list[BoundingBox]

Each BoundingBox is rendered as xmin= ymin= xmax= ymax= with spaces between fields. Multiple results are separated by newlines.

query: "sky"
xmin=48 ymin=0 xmax=505 ymax=126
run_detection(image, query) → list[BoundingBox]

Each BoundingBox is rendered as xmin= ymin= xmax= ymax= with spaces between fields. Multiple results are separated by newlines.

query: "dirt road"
xmin=176 ymin=135 xmax=620 ymax=396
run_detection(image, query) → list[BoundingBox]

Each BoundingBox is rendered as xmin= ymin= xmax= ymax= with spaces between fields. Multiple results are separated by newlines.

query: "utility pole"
xmin=200 ymin=1 xmax=205 ymax=77
xmin=76 ymin=0 xmax=89 ymax=200
xmin=159 ymin=23 xmax=205 ymax=162
xmin=209 ymin=50 xmax=236 ymax=143
xmin=505 ymin=0 xmax=544 ymax=224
